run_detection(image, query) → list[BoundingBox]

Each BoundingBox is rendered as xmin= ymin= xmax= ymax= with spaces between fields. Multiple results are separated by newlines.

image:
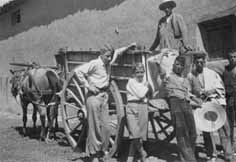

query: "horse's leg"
xmin=54 ymin=106 xmax=59 ymax=131
xmin=21 ymin=100 xmax=28 ymax=136
xmin=46 ymin=103 xmax=58 ymax=143
xmin=37 ymin=104 xmax=46 ymax=141
xmin=32 ymin=104 xmax=37 ymax=130
xmin=46 ymin=105 xmax=52 ymax=141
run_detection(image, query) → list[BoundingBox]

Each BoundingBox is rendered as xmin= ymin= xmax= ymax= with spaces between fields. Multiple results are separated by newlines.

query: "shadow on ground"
xmin=12 ymin=127 xmax=228 ymax=162
xmin=14 ymin=126 xmax=70 ymax=147
xmin=117 ymin=139 xmax=227 ymax=162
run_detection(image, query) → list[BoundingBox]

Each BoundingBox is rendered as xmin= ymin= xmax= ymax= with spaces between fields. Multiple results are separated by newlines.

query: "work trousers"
xmin=226 ymin=94 xmax=236 ymax=145
xmin=203 ymin=118 xmax=233 ymax=160
xmin=85 ymin=91 xmax=110 ymax=155
xmin=169 ymin=97 xmax=197 ymax=162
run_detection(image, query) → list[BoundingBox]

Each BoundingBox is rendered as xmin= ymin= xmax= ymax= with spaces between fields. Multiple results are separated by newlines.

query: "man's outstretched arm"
xmin=110 ymin=42 xmax=137 ymax=64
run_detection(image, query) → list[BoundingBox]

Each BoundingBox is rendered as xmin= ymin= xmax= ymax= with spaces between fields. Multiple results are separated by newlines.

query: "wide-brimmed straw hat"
xmin=159 ymin=0 xmax=176 ymax=10
xmin=194 ymin=102 xmax=226 ymax=132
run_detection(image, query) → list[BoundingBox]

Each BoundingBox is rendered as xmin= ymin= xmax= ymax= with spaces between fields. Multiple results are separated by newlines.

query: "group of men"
xmin=164 ymin=52 xmax=235 ymax=162
xmin=72 ymin=0 xmax=236 ymax=162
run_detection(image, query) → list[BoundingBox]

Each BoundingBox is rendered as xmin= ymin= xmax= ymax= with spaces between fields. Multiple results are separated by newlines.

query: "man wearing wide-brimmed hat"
xmin=149 ymin=0 xmax=190 ymax=52
xmin=188 ymin=51 xmax=233 ymax=162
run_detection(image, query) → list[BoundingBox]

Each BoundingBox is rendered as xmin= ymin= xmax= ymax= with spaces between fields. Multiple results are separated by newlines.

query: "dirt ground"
xmin=0 ymin=112 xmax=235 ymax=162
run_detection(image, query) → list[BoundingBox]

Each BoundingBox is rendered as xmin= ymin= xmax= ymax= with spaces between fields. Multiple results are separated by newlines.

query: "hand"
xmin=144 ymin=81 xmax=150 ymax=87
xmin=201 ymin=89 xmax=216 ymax=97
xmin=127 ymin=42 xmax=137 ymax=50
xmin=87 ymin=85 xmax=99 ymax=94
xmin=184 ymin=44 xmax=192 ymax=51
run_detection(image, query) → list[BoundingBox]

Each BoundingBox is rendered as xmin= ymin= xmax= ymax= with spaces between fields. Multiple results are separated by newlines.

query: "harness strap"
xmin=28 ymin=70 xmax=43 ymax=97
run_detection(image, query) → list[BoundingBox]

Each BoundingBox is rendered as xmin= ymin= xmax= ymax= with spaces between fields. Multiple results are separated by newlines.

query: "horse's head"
xmin=9 ymin=69 xmax=26 ymax=98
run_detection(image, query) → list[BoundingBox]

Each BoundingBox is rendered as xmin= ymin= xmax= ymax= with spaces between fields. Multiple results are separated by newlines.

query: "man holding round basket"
xmin=187 ymin=51 xmax=233 ymax=162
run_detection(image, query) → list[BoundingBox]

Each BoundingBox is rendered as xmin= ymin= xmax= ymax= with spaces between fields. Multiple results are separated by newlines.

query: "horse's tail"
xmin=46 ymin=70 xmax=63 ymax=93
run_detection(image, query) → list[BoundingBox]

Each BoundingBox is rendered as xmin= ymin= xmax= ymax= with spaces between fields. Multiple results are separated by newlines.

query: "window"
xmin=198 ymin=15 xmax=236 ymax=60
xmin=11 ymin=9 xmax=21 ymax=26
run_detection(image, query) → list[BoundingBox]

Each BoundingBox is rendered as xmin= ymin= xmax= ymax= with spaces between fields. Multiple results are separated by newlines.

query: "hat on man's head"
xmin=194 ymin=102 xmax=226 ymax=132
xmin=188 ymin=51 xmax=207 ymax=60
xmin=159 ymin=0 xmax=176 ymax=10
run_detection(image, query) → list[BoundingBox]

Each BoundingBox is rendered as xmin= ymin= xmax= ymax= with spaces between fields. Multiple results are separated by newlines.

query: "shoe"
xmin=206 ymin=156 xmax=217 ymax=162
xmin=127 ymin=156 xmax=134 ymax=162
xmin=90 ymin=157 xmax=99 ymax=162
xmin=140 ymin=150 xmax=147 ymax=162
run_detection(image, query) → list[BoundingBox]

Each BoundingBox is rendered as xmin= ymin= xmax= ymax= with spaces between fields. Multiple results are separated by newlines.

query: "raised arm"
xmin=110 ymin=43 xmax=137 ymax=64
xmin=149 ymin=21 xmax=162 ymax=51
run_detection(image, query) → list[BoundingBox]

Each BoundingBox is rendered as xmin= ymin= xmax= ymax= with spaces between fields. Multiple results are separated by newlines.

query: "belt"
xmin=127 ymin=100 xmax=146 ymax=104
xmin=98 ymin=87 xmax=109 ymax=92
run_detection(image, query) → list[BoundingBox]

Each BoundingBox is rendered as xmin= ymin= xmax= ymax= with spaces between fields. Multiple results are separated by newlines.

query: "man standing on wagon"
xmin=188 ymin=52 xmax=233 ymax=162
xmin=149 ymin=0 xmax=190 ymax=52
xmin=74 ymin=43 xmax=136 ymax=162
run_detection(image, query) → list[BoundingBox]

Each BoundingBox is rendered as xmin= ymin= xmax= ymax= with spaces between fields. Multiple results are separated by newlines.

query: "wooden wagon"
xmin=54 ymin=49 xmax=180 ymax=157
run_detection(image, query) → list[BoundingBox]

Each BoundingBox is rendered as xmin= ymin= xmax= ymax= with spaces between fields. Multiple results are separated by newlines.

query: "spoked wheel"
xmin=148 ymin=99 xmax=175 ymax=142
xmin=60 ymin=72 xmax=124 ymax=157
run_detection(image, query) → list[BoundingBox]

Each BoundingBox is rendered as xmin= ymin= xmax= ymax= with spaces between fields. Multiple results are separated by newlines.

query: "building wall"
xmin=0 ymin=0 xmax=126 ymax=40
xmin=0 ymin=0 xmax=235 ymax=76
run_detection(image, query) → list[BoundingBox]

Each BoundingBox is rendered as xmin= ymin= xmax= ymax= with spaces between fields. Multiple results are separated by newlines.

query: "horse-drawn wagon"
xmin=55 ymin=48 xmax=177 ymax=157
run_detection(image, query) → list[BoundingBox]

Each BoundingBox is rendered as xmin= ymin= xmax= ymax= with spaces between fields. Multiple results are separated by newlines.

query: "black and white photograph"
xmin=0 ymin=0 xmax=236 ymax=162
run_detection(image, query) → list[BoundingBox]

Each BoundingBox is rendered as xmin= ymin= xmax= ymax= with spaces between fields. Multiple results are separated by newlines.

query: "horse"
xmin=10 ymin=67 xmax=62 ymax=142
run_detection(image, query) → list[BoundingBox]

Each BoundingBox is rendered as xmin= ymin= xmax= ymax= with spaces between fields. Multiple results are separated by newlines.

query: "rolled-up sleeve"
xmin=74 ymin=61 xmax=95 ymax=88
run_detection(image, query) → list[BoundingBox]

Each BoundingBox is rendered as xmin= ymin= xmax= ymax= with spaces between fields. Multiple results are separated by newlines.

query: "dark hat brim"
xmin=184 ymin=51 xmax=207 ymax=59
xmin=159 ymin=1 xmax=176 ymax=10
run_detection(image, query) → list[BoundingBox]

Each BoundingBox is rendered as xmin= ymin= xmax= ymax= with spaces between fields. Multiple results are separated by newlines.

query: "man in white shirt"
xmin=74 ymin=43 xmax=136 ymax=162
xmin=188 ymin=52 xmax=233 ymax=162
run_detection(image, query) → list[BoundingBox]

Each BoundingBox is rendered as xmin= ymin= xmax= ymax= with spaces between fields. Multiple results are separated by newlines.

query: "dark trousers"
xmin=203 ymin=118 xmax=233 ymax=160
xmin=227 ymin=105 xmax=235 ymax=145
xmin=169 ymin=97 xmax=197 ymax=162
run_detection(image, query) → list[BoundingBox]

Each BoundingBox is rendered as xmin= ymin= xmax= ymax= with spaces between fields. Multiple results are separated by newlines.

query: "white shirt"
xmin=188 ymin=67 xmax=226 ymax=105
xmin=126 ymin=78 xmax=148 ymax=102
xmin=74 ymin=46 xmax=129 ymax=89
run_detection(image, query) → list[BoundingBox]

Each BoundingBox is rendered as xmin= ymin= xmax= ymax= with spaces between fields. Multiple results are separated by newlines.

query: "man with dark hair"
xmin=188 ymin=52 xmax=233 ymax=162
xmin=74 ymin=43 xmax=136 ymax=162
xmin=223 ymin=50 xmax=236 ymax=147
xmin=164 ymin=56 xmax=197 ymax=162
xmin=149 ymin=0 xmax=190 ymax=51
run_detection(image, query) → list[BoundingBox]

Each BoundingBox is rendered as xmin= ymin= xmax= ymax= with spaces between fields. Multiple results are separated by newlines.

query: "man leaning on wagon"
xmin=187 ymin=52 xmax=233 ymax=162
xmin=73 ymin=43 xmax=136 ymax=162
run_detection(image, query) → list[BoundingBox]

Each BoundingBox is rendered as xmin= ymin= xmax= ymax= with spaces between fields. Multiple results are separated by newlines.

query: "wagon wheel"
xmin=148 ymin=99 xmax=175 ymax=142
xmin=60 ymin=72 xmax=124 ymax=157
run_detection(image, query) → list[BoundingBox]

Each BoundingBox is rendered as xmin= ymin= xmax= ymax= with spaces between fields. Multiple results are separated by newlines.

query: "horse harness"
xmin=19 ymin=70 xmax=59 ymax=108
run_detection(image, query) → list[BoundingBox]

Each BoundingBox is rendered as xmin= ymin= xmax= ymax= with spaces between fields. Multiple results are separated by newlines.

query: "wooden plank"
xmin=66 ymin=51 xmax=99 ymax=62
